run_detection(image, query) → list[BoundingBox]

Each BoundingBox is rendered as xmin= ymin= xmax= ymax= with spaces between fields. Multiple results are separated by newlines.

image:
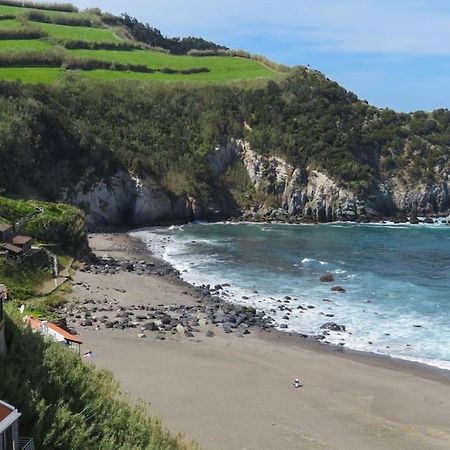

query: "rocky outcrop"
xmin=62 ymin=140 xmax=450 ymax=229
xmin=228 ymin=140 xmax=449 ymax=221
xmin=63 ymin=170 xmax=214 ymax=229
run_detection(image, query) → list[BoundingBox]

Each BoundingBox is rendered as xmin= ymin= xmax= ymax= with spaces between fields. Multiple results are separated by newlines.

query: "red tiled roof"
xmin=48 ymin=322 xmax=83 ymax=345
xmin=26 ymin=317 xmax=82 ymax=345
xmin=11 ymin=235 xmax=32 ymax=245
xmin=0 ymin=403 xmax=14 ymax=422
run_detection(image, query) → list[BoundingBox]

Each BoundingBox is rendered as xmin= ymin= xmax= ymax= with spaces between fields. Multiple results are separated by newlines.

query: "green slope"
xmin=0 ymin=1 xmax=285 ymax=84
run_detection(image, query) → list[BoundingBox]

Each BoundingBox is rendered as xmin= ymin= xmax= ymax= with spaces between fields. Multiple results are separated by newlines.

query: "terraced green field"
xmin=0 ymin=1 xmax=284 ymax=84
xmin=0 ymin=39 xmax=51 ymax=51
xmin=37 ymin=22 xmax=119 ymax=42
xmin=0 ymin=18 xmax=23 ymax=29
xmin=0 ymin=66 xmax=61 ymax=83
xmin=69 ymin=49 xmax=276 ymax=80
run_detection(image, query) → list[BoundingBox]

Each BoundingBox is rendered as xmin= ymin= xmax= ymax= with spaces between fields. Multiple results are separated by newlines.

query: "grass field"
xmin=0 ymin=39 xmax=51 ymax=51
xmin=0 ymin=66 xmax=62 ymax=82
xmin=0 ymin=18 xmax=23 ymax=29
xmin=0 ymin=2 xmax=285 ymax=84
xmin=37 ymin=22 xmax=119 ymax=42
xmin=69 ymin=49 xmax=276 ymax=79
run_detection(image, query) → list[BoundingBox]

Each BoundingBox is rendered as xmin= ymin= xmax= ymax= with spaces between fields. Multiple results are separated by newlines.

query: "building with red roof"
xmin=25 ymin=317 xmax=82 ymax=351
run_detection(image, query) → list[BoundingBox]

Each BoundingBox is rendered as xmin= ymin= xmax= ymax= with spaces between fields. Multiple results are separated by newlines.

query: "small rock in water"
xmin=319 ymin=273 xmax=335 ymax=283
xmin=331 ymin=286 xmax=346 ymax=293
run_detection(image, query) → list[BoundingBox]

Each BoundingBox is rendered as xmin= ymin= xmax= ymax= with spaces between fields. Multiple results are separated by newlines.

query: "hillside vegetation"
xmin=0 ymin=1 xmax=284 ymax=84
xmin=1 ymin=67 xmax=449 ymax=209
xmin=0 ymin=312 xmax=196 ymax=450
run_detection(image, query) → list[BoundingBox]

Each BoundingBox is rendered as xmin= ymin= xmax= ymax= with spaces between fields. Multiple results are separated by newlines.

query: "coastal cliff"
xmin=61 ymin=138 xmax=450 ymax=227
xmin=2 ymin=69 xmax=450 ymax=228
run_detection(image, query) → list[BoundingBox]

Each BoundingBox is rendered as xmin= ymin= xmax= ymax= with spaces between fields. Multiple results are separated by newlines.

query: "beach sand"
xmin=69 ymin=233 xmax=450 ymax=450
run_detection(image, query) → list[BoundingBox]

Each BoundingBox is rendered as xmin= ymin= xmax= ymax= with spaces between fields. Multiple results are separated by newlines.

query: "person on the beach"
xmin=292 ymin=378 xmax=302 ymax=389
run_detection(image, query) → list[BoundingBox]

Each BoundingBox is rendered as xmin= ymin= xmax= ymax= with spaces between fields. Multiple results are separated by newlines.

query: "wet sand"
xmin=69 ymin=233 xmax=450 ymax=450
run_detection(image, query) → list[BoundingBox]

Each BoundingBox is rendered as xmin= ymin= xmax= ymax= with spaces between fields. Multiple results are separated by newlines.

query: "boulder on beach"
xmin=320 ymin=273 xmax=335 ymax=283
xmin=320 ymin=322 xmax=346 ymax=332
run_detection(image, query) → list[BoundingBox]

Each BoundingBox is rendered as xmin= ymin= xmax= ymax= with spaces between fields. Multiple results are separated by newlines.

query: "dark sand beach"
xmin=66 ymin=233 xmax=450 ymax=450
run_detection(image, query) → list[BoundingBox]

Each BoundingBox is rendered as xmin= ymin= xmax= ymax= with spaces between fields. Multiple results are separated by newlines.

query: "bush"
xmin=0 ymin=14 xmax=15 ymax=20
xmin=0 ymin=28 xmax=47 ymax=39
xmin=26 ymin=11 xmax=92 ymax=27
xmin=0 ymin=50 xmax=63 ymax=67
xmin=0 ymin=315 xmax=196 ymax=449
xmin=63 ymin=40 xmax=139 ymax=51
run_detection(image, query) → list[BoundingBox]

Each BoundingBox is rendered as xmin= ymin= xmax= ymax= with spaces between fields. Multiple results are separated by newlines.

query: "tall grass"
xmin=0 ymin=28 xmax=47 ymax=39
xmin=25 ymin=10 xmax=92 ymax=27
xmin=0 ymin=0 xmax=78 ymax=13
xmin=0 ymin=313 xmax=197 ymax=450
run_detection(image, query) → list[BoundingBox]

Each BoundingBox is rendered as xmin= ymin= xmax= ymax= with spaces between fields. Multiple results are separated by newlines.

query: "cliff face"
xmin=62 ymin=140 xmax=450 ymax=229
xmin=64 ymin=170 xmax=209 ymax=229
xmin=211 ymin=140 xmax=450 ymax=221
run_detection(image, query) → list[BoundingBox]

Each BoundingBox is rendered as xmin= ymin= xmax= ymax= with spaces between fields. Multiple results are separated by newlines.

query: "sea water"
xmin=131 ymin=220 xmax=450 ymax=370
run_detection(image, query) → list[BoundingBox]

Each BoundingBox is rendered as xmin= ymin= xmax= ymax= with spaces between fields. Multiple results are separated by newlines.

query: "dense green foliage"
xmin=0 ymin=197 xmax=88 ymax=257
xmin=243 ymin=68 xmax=450 ymax=191
xmin=0 ymin=315 xmax=195 ymax=449
xmin=113 ymin=13 xmax=227 ymax=55
xmin=0 ymin=68 xmax=449 ymax=205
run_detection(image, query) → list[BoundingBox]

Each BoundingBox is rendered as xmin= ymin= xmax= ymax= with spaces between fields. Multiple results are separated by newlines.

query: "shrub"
xmin=26 ymin=11 xmax=92 ymax=27
xmin=0 ymin=28 xmax=47 ymax=39
xmin=63 ymin=40 xmax=139 ymax=51
xmin=0 ymin=50 xmax=63 ymax=67
xmin=0 ymin=14 xmax=15 ymax=20
xmin=0 ymin=315 xmax=196 ymax=449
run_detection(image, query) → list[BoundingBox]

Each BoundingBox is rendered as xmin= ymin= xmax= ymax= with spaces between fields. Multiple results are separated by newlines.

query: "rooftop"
xmin=26 ymin=317 xmax=83 ymax=345
xmin=0 ymin=223 xmax=12 ymax=232
xmin=0 ymin=402 xmax=13 ymax=422
xmin=2 ymin=243 xmax=23 ymax=254
xmin=11 ymin=235 xmax=33 ymax=245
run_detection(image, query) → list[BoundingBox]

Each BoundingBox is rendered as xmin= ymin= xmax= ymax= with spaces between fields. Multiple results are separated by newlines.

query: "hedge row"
xmin=0 ymin=14 xmax=15 ymax=20
xmin=0 ymin=0 xmax=78 ymax=12
xmin=25 ymin=11 xmax=92 ymax=27
xmin=187 ymin=48 xmax=291 ymax=72
xmin=0 ymin=51 xmax=210 ymax=75
xmin=0 ymin=28 xmax=47 ymax=39
xmin=63 ymin=39 xmax=140 ymax=51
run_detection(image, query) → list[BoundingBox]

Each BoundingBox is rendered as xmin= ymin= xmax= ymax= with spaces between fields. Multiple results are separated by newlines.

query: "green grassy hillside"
xmin=0 ymin=1 xmax=285 ymax=84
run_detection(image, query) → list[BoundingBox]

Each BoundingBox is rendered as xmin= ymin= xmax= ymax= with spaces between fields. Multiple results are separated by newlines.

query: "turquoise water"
xmin=131 ymin=221 xmax=450 ymax=370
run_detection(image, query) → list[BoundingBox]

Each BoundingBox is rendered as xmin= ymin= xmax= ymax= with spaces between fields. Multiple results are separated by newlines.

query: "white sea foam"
xmin=130 ymin=222 xmax=450 ymax=373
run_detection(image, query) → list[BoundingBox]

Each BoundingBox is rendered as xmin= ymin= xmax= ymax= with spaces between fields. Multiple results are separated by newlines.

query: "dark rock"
xmin=143 ymin=321 xmax=159 ymax=331
xmin=320 ymin=273 xmax=335 ymax=283
xmin=205 ymin=330 xmax=215 ymax=338
xmin=320 ymin=322 xmax=346 ymax=332
xmin=331 ymin=286 xmax=346 ymax=293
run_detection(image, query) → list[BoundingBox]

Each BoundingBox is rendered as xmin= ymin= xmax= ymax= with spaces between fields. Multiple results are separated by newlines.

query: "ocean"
xmin=131 ymin=220 xmax=450 ymax=370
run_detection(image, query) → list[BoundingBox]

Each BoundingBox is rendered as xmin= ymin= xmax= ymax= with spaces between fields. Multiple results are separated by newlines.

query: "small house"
xmin=0 ymin=400 xmax=20 ymax=450
xmin=1 ymin=244 xmax=23 ymax=258
xmin=25 ymin=317 xmax=83 ymax=352
xmin=0 ymin=400 xmax=34 ymax=450
xmin=0 ymin=224 xmax=13 ymax=243
xmin=10 ymin=236 xmax=32 ymax=254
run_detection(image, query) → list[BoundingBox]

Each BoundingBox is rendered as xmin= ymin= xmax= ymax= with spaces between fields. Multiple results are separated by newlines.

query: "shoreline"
xmin=65 ymin=230 xmax=450 ymax=450
xmin=128 ymin=225 xmax=450 ymax=379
